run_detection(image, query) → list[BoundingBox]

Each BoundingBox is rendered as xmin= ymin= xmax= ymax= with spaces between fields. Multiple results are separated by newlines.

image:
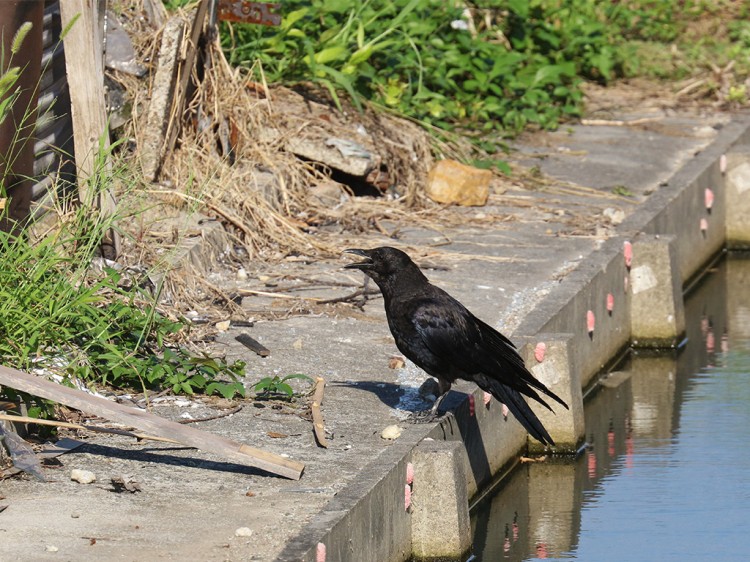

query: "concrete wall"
xmin=278 ymin=117 xmax=750 ymax=562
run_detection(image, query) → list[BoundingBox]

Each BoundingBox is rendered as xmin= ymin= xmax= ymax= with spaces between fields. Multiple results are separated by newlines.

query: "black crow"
xmin=344 ymin=246 xmax=568 ymax=446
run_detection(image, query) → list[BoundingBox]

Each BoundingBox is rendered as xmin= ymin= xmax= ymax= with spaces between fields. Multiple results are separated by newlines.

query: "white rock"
xmin=603 ymin=207 xmax=626 ymax=225
xmin=70 ymin=469 xmax=96 ymax=484
xmin=236 ymin=268 xmax=248 ymax=280
xmin=381 ymin=425 xmax=403 ymax=440
xmin=235 ymin=527 xmax=253 ymax=537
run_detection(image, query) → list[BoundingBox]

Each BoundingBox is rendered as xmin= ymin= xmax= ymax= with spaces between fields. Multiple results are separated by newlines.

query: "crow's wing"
xmin=411 ymin=294 xmax=567 ymax=410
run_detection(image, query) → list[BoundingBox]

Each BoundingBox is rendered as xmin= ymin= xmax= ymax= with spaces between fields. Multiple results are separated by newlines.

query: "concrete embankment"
xmin=277 ymin=115 xmax=750 ymax=562
xmin=2 ymin=113 xmax=749 ymax=562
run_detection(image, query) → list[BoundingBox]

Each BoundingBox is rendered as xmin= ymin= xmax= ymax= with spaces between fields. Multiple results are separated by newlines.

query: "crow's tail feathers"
xmin=474 ymin=373 xmax=555 ymax=447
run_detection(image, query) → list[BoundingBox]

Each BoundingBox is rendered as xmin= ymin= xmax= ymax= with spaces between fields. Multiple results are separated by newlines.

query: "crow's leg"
xmin=409 ymin=379 xmax=451 ymax=424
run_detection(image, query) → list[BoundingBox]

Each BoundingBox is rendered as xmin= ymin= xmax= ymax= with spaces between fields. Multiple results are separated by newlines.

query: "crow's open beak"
xmin=343 ymin=248 xmax=373 ymax=269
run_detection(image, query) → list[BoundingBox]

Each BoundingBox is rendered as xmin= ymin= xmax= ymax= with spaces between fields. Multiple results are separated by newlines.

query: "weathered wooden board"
xmin=0 ymin=365 xmax=304 ymax=479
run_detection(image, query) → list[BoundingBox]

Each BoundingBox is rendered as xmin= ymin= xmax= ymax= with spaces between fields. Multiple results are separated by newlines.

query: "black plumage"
xmin=344 ymin=246 xmax=568 ymax=446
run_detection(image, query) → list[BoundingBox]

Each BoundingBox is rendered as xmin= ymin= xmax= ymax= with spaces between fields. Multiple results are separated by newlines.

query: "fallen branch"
xmin=311 ymin=377 xmax=329 ymax=448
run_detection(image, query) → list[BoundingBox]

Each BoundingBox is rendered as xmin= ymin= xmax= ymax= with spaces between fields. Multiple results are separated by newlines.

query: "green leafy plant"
xmin=253 ymin=373 xmax=313 ymax=401
xmin=0 ymin=42 xmax=246 ymax=417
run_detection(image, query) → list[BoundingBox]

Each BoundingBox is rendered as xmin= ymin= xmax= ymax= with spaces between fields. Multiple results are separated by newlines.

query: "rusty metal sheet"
xmin=217 ymin=1 xmax=281 ymax=26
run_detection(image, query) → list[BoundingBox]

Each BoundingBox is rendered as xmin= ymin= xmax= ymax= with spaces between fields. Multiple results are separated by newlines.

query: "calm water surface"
xmin=471 ymin=256 xmax=750 ymax=561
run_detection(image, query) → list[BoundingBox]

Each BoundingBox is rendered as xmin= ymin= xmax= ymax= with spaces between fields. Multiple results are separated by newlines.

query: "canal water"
xmin=470 ymin=255 xmax=750 ymax=560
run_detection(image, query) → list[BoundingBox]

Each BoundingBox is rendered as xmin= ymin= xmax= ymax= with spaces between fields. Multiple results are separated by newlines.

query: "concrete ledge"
xmin=268 ymin=117 xmax=750 ymax=562
xmin=411 ymin=440 xmax=472 ymax=561
xmin=725 ymin=145 xmax=750 ymax=248
xmin=518 ymin=334 xmax=585 ymax=454
xmin=630 ymin=234 xmax=686 ymax=346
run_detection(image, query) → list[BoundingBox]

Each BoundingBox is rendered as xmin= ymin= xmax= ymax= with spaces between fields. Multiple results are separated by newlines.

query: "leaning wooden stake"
xmin=59 ymin=0 xmax=121 ymax=259
xmin=311 ymin=377 xmax=328 ymax=448
xmin=0 ymin=365 xmax=304 ymax=480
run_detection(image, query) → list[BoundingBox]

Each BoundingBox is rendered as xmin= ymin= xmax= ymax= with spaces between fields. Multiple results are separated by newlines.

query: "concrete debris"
xmin=380 ymin=425 xmax=403 ymax=440
xmin=70 ymin=469 xmax=96 ymax=484
xmin=425 ymin=159 xmax=492 ymax=206
xmin=603 ymin=207 xmax=626 ymax=225
xmin=111 ymin=475 xmax=141 ymax=493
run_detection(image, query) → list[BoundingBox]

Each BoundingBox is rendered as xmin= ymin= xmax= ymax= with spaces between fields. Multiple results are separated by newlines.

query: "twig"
xmin=236 ymin=288 xmax=318 ymax=300
xmin=580 ymin=116 xmax=661 ymax=127
xmin=178 ymin=405 xmax=243 ymax=424
xmin=311 ymin=377 xmax=328 ymax=448
xmin=0 ymin=414 xmax=181 ymax=444
xmin=316 ymin=287 xmax=381 ymax=305
xmin=235 ymin=333 xmax=270 ymax=357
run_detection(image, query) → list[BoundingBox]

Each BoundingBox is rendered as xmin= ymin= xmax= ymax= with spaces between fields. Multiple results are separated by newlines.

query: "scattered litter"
xmin=324 ymin=137 xmax=372 ymax=159
xmin=45 ymin=546 xmax=59 ymax=553
xmin=71 ymin=469 xmax=96 ymax=484
xmin=234 ymin=527 xmax=253 ymax=537
xmin=0 ymin=423 xmax=45 ymax=481
xmin=292 ymin=338 xmax=304 ymax=350
xmin=215 ymin=320 xmax=231 ymax=331
xmin=381 ymin=425 xmax=403 ymax=440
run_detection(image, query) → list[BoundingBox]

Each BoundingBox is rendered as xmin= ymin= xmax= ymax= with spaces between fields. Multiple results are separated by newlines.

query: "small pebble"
xmin=236 ymin=268 xmax=248 ymax=280
xmin=70 ymin=469 xmax=96 ymax=484
xmin=381 ymin=425 xmax=403 ymax=440
xmin=235 ymin=527 xmax=253 ymax=537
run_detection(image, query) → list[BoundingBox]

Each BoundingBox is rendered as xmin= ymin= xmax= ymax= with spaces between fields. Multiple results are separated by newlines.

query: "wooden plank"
xmin=163 ymin=0 xmax=211 ymax=159
xmin=59 ymin=0 xmax=121 ymax=258
xmin=0 ymin=365 xmax=304 ymax=480
xmin=141 ymin=15 xmax=186 ymax=181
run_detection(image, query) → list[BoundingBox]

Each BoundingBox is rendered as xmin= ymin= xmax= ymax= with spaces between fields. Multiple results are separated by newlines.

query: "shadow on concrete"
xmin=333 ymin=380 xmax=467 ymax=414
xmin=72 ymin=443 xmax=273 ymax=478
xmin=437 ymin=400 xmax=493 ymax=492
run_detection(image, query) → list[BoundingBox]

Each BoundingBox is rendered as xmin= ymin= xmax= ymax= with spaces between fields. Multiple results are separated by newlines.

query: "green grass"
xmin=0 ymin=27 xmax=246 ymax=417
xmin=160 ymin=0 xmax=750 ymax=138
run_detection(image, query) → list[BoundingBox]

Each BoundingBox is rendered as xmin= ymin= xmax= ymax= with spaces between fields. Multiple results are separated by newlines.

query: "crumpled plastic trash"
xmin=0 ymin=422 xmax=46 ymax=482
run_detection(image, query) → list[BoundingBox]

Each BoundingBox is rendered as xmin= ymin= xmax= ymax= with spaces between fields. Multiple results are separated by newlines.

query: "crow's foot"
xmin=407 ymin=409 xmax=443 ymax=424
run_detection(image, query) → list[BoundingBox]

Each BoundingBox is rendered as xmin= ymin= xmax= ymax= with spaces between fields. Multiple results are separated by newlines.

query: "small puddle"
xmin=470 ymin=254 xmax=750 ymax=560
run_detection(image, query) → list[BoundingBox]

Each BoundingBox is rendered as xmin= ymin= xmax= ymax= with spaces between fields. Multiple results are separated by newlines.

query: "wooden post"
xmin=59 ymin=0 xmax=121 ymax=259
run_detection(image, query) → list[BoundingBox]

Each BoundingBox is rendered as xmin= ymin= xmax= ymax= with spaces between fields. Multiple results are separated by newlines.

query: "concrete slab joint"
xmin=725 ymin=147 xmax=750 ymax=248
xmin=410 ymin=439 xmax=472 ymax=561
xmin=629 ymin=234 xmax=686 ymax=347
xmin=519 ymin=334 xmax=585 ymax=454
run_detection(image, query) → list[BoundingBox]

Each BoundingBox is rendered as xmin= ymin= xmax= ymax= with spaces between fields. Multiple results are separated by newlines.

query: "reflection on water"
xmin=471 ymin=256 xmax=750 ymax=561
